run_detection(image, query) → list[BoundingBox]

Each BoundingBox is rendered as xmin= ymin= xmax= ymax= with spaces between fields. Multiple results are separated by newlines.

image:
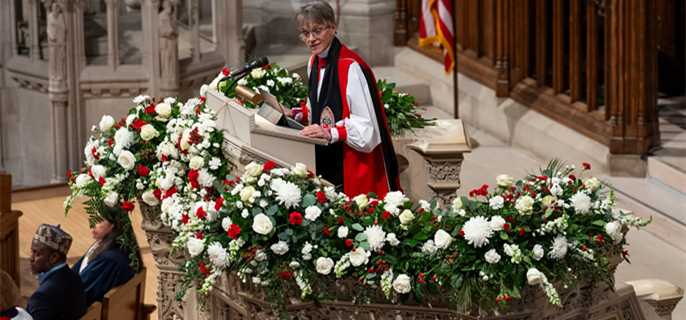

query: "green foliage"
xmin=376 ymin=79 xmax=437 ymax=136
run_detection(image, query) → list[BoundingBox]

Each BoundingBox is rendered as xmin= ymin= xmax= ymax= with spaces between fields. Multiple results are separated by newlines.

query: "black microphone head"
xmin=255 ymin=56 xmax=269 ymax=68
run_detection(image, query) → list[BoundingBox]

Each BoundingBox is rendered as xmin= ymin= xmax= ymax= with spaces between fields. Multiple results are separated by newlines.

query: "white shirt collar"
xmin=317 ymin=44 xmax=332 ymax=58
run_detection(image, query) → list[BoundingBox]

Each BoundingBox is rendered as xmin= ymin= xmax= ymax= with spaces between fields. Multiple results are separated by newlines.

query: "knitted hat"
xmin=33 ymin=224 xmax=72 ymax=255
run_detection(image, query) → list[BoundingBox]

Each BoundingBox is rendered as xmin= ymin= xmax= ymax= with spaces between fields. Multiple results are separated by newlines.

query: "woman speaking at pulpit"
xmin=290 ymin=0 xmax=401 ymax=198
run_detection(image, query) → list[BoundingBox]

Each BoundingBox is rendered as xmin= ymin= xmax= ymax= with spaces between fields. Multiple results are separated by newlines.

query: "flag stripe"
xmin=419 ymin=0 xmax=455 ymax=75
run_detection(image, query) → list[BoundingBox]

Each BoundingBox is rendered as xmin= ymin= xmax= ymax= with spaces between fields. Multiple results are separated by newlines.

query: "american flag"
xmin=418 ymin=0 xmax=454 ymax=75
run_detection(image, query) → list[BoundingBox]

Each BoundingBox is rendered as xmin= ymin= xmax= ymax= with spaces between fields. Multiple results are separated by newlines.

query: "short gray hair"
xmin=295 ymin=1 xmax=335 ymax=29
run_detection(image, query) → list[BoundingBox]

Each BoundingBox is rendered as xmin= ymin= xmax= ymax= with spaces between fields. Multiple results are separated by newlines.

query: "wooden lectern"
xmin=0 ymin=173 xmax=21 ymax=287
xmin=205 ymin=89 xmax=328 ymax=173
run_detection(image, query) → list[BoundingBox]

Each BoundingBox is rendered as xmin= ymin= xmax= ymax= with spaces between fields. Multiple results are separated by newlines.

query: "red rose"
xmin=153 ymin=189 xmax=162 ymax=199
xmin=345 ymin=239 xmax=353 ymax=247
xmin=316 ymin=191 xmax=327 ymax=203
xmin=137 ymin=165 xmax=150 ymax=177
xmin=98 ymin=176 xmax=106 ymax=187
xmin=289 ymin=212 xmax=303 ymax=225
xmin=182 ymin=214 xmax=189 ymax=225
xmin=196 ymin=206 xmax=207 ymax=219
xmin=307 ymin=169 xmax=315 ymax=179
xmin=92 ymin=147 xmax=100 ymax=160
xmin=188 ymin=169 xmax=199 ymax=182
xmin=263 ymin=161 xmax=277 ymax=171
xmin=121 ymin=201 xmax=135 ymax=212
xmin=133 ymin=118 xmax=146 ymax=131
xmin=215 ymin=197 xmax=224 ymax=211
xmin=228 ymin=224 xmax=241 ymax=239
xmin=382 ymin=211 xmax=392 ymax=219
xmin=582 ymin=163 xmax=591 ymax=170
xmin=323 ymin=227 xmax=331 ymax=236
xmin=199 ymin=263 xmax=211 ymax=275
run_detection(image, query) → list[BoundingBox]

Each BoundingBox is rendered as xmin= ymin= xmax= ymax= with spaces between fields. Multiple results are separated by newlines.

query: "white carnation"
xmin=304 ymin=206 xmax=322 ymax=221
xmin=485 ymin=249 xmax=501 ymax=264
xmin=421 ymin=240 xmax=437 ymax=254
xmin=222 ymin=217 xmax=232 ymax=231
xmin=532 ymin=244 xmax=544 ymax=261
xmin=489 ymin=196 xmax=505 ymax=210
xmin=489 ymin=215 xmax=506 ymax=231
xmin=386 ymin=233 xmax=400 ymax=246
xmin=270 ymin=241 xmax=289 ymax=255
xmin=338 ymin=226 xmax=349 ymax=238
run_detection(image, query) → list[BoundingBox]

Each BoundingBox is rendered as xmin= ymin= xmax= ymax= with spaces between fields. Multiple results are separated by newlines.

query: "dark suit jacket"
xmin=27 ymin=264 xmax=88 ymax=320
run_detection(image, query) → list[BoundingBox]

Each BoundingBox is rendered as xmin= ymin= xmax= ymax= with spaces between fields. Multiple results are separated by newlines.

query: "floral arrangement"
xmin=64 ymin=93 xmax=228 ymax=271
xmin=377 ymin=79 xmax=436 ymax=136
xmin=165 ymin=156 xmax=650 ymax=315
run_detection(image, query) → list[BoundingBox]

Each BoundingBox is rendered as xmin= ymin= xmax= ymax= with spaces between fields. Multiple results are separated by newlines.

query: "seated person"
xmin=72 ymin=205 xmax=140 ymax=306
xmin=27 ymin=224 xmax=87 ymax=320
xmin=1 ymin=269 xmax=32 ymax=320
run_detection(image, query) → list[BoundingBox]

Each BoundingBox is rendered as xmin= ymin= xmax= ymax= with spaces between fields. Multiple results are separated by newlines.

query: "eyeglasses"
xmin=299 ymin=25 xmax=330 ymax=41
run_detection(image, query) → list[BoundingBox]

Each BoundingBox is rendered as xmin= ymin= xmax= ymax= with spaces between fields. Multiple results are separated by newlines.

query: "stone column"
xmin=187 ymin=0 xmax=200 ymax=63
xmin=338 ymin=0 xmax=395 ymax=66
xmin=215 ymin=0 xmax=245 ymax=68
xmin=104 ymin=0 xmax=120 ymax=70
xmin=142 ymin=0 xmax=161 ymax=96
xmin=159 ymin=0 xmax=179 ymax=97
xmin=45 ymin=0 xmax=69 ymax=183
xmin=28 ymin=0 xmax=41 ymax=61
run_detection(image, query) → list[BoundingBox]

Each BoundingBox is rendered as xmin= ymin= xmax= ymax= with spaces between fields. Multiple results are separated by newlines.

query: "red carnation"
xmin=108 ymin=138 xmax=114 ymax=146
xmin=569 ymin=174 xmax=576 ymax=180
xmin=196 ymin=206 xmax=207 ymax=219
xmin=307 ymin=169 xmax=315 ymax=179
xmin=121 ymin=201 xmax=135 ymax=212
xmin=182 ymin=214 xmax=189 ymax=224
xmin=68 ymin=170 xmax=72 ymax=177
xmin=382 ymin=211 xmax=392 ymax=219
xmin=196 ymin=232 xmax=203 ymax=239
xmin=188 ymin=169 xmax=199 ymax=182
xmin=138 ymin=165 xmax=150 ymax=177
xmin=222 ymin=68 xmax=230 ymax=76
xmin=199 ymin=263 xmax=211 ymax=275
xmin=92 ymin=147 xmax=100 ymax=160
xmin=503 ymin=223 xmax=510 ymax=230
xmin=289 ymin=212 xmax=303 ymax=225
xmin=215 ymin=197 xmax=224 ymax=211
xmin=190 ymin=181 xmax=200 ymax=190
xmin=164 ymin=186 xmax=178 ymax=199
xmin=97 ymin=176 xmax=105 ymax=186
xmin=228 ymin=224 xmax=241 ymax=239
xmin=153 ymin=189 xmax=162 ymax=199
xmin=519 ymin=227 xmax=525 ymax=236
xmin=133 ymin=118 xmax=146 ymax=131
xmin=263 ymin=161 xmax=277 ymax=171
xmin=507 ymin=216 xmax=515 ymax=222
xmin=345 ymin=239 xmax=353 ymax=247
xmin=337 ymin=217 xmax=345 ymax=223
xmin=458 ymin=229 xmax=465 ymax=237
xmin=316 ymin=191 xmax=327 ymax=203
xmin=582 ymin=163 xmax=591 ymax=170
xmin=324 ymin=227 xmax=331 ymax=236
xmin=144 ymin=105 xmax=156 ymax=113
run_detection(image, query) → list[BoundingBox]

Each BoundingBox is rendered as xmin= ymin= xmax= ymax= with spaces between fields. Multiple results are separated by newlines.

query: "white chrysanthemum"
xmin=489 ymin=196 xmax=505 ymax=210
xmin=198 ymin=169 xmax=215 ymax=188
xmin=274 ymin=180 xmax=302 ymax=209
xmin=114 ymin=127 xmax=134 ymax=149
xmin=549 ymin=235 xmax=568 ymax=260
xmin=485 ymin=249 xmax=501 ymax=264
xmin=207 ymin=242 xmax=229 ymax=269
xmin=364 ymin=225 xmax=387 ymax=252
xmin=570 ymin=191 xmax=592 ymax=214
xmin=489 ymin=216 xmax=506 ymax=231
xmin=84 ymin=139 xmax=100 ymax=166
xmin=462 ymin=216 xmax=494 ymax=248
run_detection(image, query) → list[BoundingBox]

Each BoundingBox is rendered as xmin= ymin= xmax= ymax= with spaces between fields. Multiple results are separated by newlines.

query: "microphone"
xmin=219 ymin=56 xmax=269 ymax=82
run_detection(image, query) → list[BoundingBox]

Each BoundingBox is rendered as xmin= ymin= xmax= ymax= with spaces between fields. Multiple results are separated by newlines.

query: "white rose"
xmin=180 ymin=130 xmax=191 ymax=151
xmin=349 ymin=248 xmax=369 ymax=267
xmin=118 ymin=150 xmax=136 ymax=171
xmin=252 ymin=213 xmax=273 ymax=235
xmin=392 ymin=274 xmax=411 ymax=294
xmin=315 ymin=257 xmax=334 ymax=275
xmin=338 ymin=226 xmax=349 ymax=238
xmin=291 ymin=163 xmax=308 ymax=177
xmin=485 ymin=249 xmax=501 ymax=264
xmin=244 ymin=162 xmax=263 ymax=178
xmin=532 ymin=244 xmax=544 ymax=261
xmin=386 ymin=233 xmax=400 ymax=246
xmin=104 ymin=192 xmax=119 ymax=207
xmin=289 ymin=261 xmax=300 ymax=269
xmin=515 ymin=196 xmax=535 ymax=215
xmin=186 ymin=238 xmax=204 ymax=257
xmin=496 ymin=174 xmax=515 ymax=187
xmin=254 ymin=249 xmax=267 ymax=261
xmin=526 ymin=268 xmax=545 ymax=285
xmin=240 ymin=186 xmax=256 ymax=202
xmin=304 ymin=206 xmax=322 ymax=221
xmin=140 ymin=124 xmax=159 ymax=141
xmin=270 ymin=240 xmax=289 ymax=255
xmin=222 ymin=217 xmax=232 ymax=231
xmin=353 ymin=194 xmax=368 ymax=210
xmin=91 ymin=165 xmax=106 ymax=181
xmin=189 ymin=156 xmax=204 ymax=170
xmin=155 ymin=102 xmax=172 ymax=119
xmin=584 ymin=177 xmax=601 ymax=191
xmin=251 ymin=68 xmax=266 ymax=79
xmin=142 ymin=189 xmax=159 ymax=206
xmin=434 ymin=229 xmax=452 ymax=249
xmin=452 ymin=197 xmax=464 ymax=211
xmin=398 ymin=209 xmax=414 ymax=225
xmin=99 ymin=115 xmax=115 ymax=132
xmin=605 ymin=221 xmax=623 ymax=244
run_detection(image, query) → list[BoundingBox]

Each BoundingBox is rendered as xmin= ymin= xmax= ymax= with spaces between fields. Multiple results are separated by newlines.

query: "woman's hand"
xmin=299 ymin=124 xmax=331 ymax=140
xmin=280 ymin=104 xmax=294 ymax=118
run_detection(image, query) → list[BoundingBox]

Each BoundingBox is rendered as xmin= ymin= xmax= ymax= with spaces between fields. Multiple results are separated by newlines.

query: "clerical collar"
xmin=317 ymin=44 xmax=332 ymax=58
xmin=37 ymin=262 xmax=67 ymax=285
xmin=1 ymin=306 xmax=18 ymax=318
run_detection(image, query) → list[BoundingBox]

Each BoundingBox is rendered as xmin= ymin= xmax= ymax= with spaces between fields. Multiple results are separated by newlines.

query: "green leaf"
xmin=355 ymin=233 xmax=368 ymax=241
xmin=407 ymin=239 xmax=418 ymax=246
xmin=415 ymin=233 xmax=429 ymax=240
xmin=592 ymin=220 xmax=606 ymax=227
xmin=302 ymin=193 xmax=316 ymax=207
xmin=366 ymin=273 xmax=376 ymax=279
xmin=500 ymin=232 xmax=509 ymax=240
xmin=427 ymin=280 xmax=439 ymax=295
xmin=383 ymin=254 xmax=398 ymax=264
xmin=351 ymin=223 xmax=364 ymax=231
xmin=359 ymin=241 xmax=370 ymax=251
xmin=267 ymin=205 xmax=278 ymax=216
xmin=450 ymin=274 xmax=463 ymax=289
xmin=285 ymin=228 xmax=294 ymax=236
xmin=544 ymin=207 xmax=554 ymax=218
xmin=409 ymin=223 xmax=421 ymax=235
xmin=252 ymin=207 xmax=262 ymax=216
